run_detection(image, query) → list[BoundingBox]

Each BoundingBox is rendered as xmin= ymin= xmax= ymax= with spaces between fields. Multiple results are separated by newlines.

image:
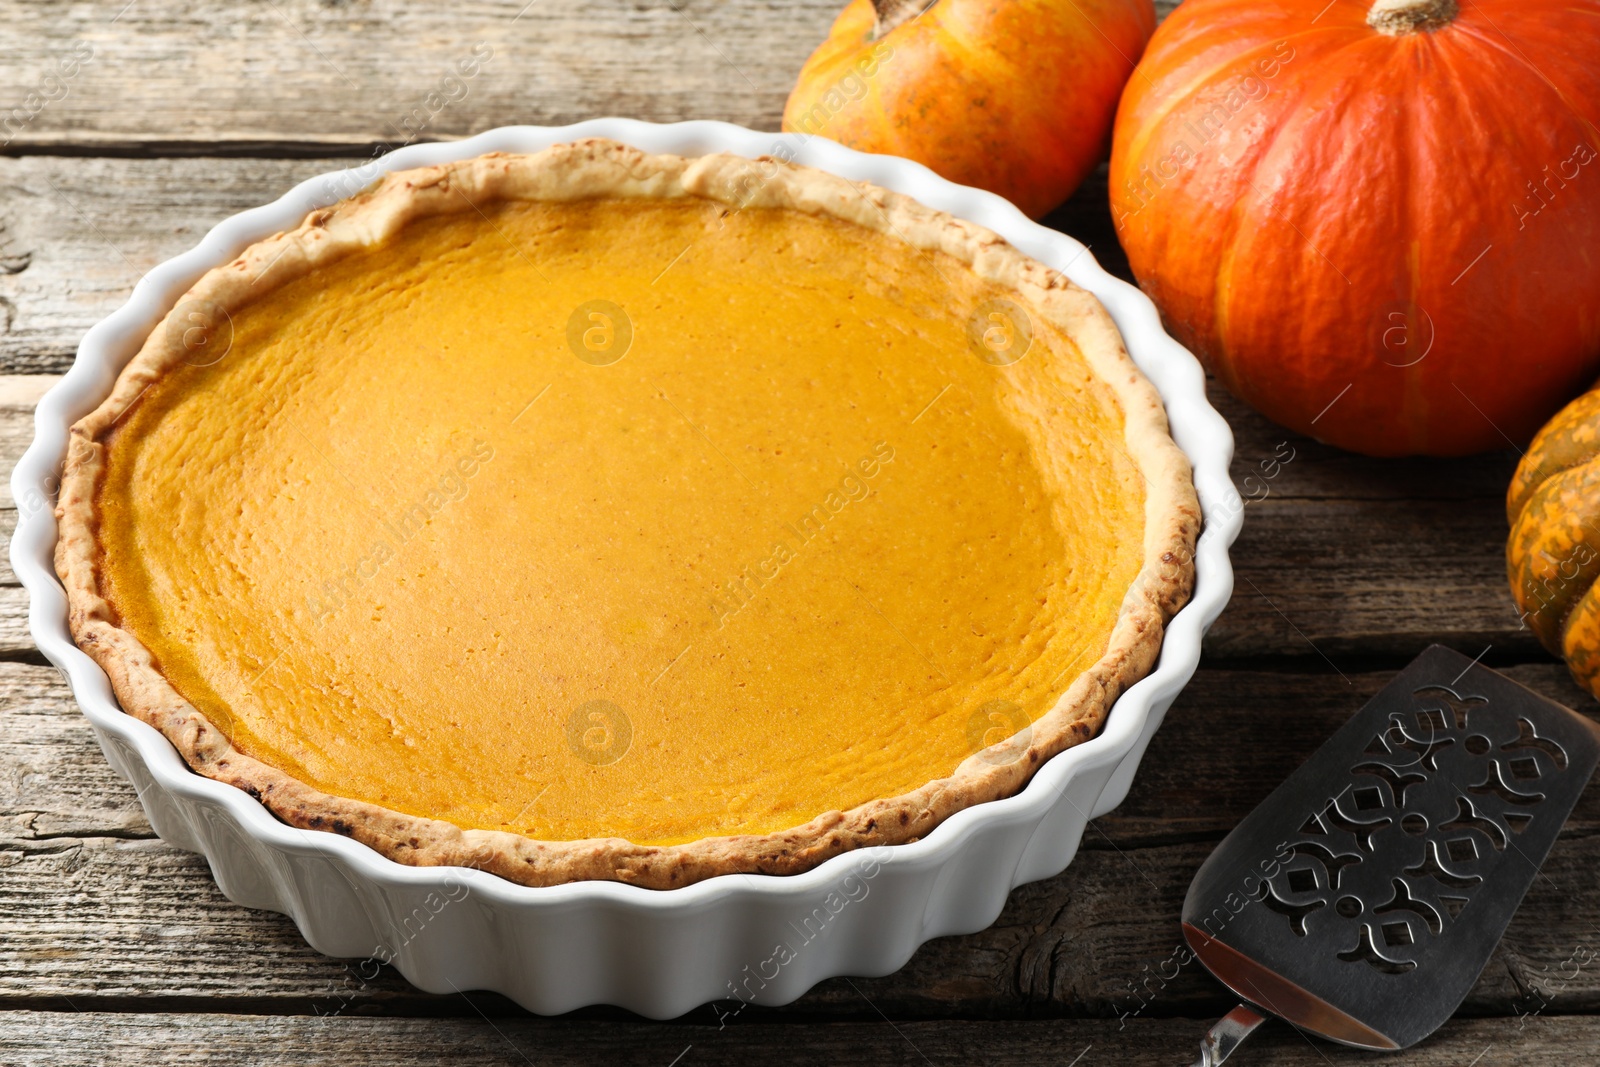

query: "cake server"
xmin=1178 ymin=644 xmax=1600 ymax=1064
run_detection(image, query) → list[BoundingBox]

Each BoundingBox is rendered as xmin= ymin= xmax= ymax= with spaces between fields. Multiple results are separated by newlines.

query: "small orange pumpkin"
xmin=784 ymin=0 xmax=1157 ymax=219
xmin=1508 ymin=387 xmax=1600 ymax=697
xmin=1111 ymin=0 xmax=1600 ymax=456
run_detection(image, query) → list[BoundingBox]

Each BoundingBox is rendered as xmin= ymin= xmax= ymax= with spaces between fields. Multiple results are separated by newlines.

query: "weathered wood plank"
xmin=0 ymin=661 xmax=152 ymax=840
xmin=0 ymin=1010 xmax=1589 ymax=1066
xmin=0 ymin=377 xmax=38 ymax=652
xmin=0 ymin=375 xmax=61 ymax=594
xmin=1205 ymin=494 xmax=1534 ymax=661
xmin=0 ymin=587 xmax=35 ymax=659
xmin=0 ymin=0 xmax=832 ymax=151
xmin=0 ymin=0 xmax=1182 ymax=154
xmin=6 ymin=660 xmax=1600 ymax=1021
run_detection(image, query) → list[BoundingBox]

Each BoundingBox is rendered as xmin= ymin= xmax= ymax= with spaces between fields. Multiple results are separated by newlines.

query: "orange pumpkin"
xmin=1508 ymin=387 xmax=1600 ymax=697
xmin=784 ymin=0 xmax=1157 ymax=219
xmin=1110 ymin=0 xmax=1600 ymax=457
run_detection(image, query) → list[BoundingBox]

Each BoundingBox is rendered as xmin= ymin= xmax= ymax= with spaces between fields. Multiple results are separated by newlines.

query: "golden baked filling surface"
xmin=59 ymin=143 xmax=1198 ymax=887
xmin=98 ymin=195 xmax=1141 ymax=844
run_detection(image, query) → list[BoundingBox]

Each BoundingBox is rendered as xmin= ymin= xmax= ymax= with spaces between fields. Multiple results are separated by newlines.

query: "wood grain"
xmin=0 ymin=1010 xmax=1588 ymax=1067
xmin=1208 ymin=495 xmax=1533 ymax=662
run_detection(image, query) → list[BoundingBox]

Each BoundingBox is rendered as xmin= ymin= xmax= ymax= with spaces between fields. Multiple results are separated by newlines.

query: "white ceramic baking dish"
xmin=10 ymin=119 xmax=1239 ymax=1018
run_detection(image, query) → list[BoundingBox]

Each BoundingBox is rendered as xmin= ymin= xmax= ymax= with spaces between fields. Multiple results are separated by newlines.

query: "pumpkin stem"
xmin=871 ymin=0 xmax=935 ymax=36
xmin=1367 ymin=0 xmax=1458 ymax=34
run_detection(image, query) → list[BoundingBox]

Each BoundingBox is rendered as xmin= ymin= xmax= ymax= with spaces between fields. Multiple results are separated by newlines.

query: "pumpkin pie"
xmin=55 ymin=140 xmax=1199 ymax=888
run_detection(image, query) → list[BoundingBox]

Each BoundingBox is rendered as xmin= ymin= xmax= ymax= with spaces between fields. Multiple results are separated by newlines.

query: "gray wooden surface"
xmin=0 ymin=1 xmax=1589 ymax=1063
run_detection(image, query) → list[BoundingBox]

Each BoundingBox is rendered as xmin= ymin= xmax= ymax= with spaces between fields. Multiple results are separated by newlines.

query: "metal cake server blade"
xmin=1178 ymin=645 xmax=1600 ymax=1064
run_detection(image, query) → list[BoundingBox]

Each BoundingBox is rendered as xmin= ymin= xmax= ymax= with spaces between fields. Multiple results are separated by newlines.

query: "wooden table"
xmin=2 ymin=2 xmax=1595 ymax=1063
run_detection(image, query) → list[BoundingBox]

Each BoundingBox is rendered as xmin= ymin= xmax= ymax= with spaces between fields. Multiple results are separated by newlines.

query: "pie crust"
xmin=55 ymin=140 xmax=1200 ymax=889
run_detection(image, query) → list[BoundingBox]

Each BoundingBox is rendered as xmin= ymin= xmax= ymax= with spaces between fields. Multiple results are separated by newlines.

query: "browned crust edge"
xmin=54 ymin=139 xmax=1201 ymax=889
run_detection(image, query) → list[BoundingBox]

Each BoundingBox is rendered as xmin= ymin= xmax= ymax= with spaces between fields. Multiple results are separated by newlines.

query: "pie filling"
xmin=96 ymin=196 xmax=1144 ymax=846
